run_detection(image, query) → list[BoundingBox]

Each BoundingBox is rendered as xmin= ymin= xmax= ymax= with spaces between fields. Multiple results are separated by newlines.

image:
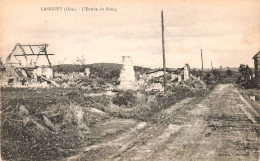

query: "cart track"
xmin=67 ymin=84 xmax=259 ymax=161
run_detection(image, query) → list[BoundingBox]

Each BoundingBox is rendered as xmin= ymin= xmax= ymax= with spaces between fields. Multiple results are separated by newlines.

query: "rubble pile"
xmin=1 ymin=66 xmax=111 ymax=89
xmin=1 ymin=66 xmax=54 ymax=88
xmin=1 ymin=50 xmax=207 ymax=93
xmin=174 ymin=75 xmax=207 ymax=91
xmin=137 ymin=64 xmax=207 ymax=92
xmin=53 ymin=72 xmax=85 ymax=87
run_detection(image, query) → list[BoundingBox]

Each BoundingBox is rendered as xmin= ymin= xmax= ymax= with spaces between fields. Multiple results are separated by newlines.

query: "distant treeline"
xmin=52 ymin=63 xmax=151 ymax=81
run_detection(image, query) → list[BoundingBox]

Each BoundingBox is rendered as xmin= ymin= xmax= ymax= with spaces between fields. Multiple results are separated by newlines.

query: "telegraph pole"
xmin=200 ymin=49 xmax=204 ymax=72
xmin=161 ymin=11 xmax=167 ymax=93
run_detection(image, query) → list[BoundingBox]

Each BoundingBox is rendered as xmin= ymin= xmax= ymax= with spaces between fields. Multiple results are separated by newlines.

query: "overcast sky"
xmin=1 ymin=0 xmax=259 ymax=68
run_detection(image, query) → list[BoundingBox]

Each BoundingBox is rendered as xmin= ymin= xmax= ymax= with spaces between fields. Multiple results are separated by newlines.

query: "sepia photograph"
xmin=0 ymin=0 xmax=259 ymax=160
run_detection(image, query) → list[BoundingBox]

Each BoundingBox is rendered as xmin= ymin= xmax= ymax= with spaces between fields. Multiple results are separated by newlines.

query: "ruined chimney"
xmin=184 ymin=64 xmax=190 ymax=81
xmin=118 ymin=56 xmax=136 ymax=90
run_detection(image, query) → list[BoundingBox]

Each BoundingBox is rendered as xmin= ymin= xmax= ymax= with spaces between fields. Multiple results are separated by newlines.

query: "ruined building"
xmin=118 ymin=56 xmax=136 ymax=90
xmin=253 ymin=51 xmax=260 ymax=83
xmin=142 ymin=64 xmax=192 ymax=92
xmin=3 ymin=43 xmax=54 ymax=86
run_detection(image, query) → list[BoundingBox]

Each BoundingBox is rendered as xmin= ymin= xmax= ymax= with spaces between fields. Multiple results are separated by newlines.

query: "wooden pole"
xmin=161 ymin=11 xmax=167 ymax=93
xmin=201 ymin=49 xmax=204 ymax=72
xmin=211 ymin=60 xmax=213 ymax=70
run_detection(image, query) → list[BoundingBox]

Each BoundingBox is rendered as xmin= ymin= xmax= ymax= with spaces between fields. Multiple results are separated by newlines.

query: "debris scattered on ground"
xmin=1 ymin=62 xmax=218 ymax=160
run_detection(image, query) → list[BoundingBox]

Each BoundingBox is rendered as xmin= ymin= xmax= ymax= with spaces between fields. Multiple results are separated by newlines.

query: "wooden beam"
xmin=18 ymin=44 xmax=28 ymax=61
xmin=29 ymin=45 xmax=35 ymax=54
xmin=6 ymin=43 xmax=20 ymax=61
xmin=44 ymin=44 xmax=52 ymax=67
xmin=20 ymin=44 xmax=48 ymax=47
xmin=6 ymin=62 xmax=20 ymax=64
xmin=14 ymin=54 xmax=54 ymax=56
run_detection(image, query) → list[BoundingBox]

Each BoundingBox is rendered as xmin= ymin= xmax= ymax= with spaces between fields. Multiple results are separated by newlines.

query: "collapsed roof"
xmin=6 ymin=43 xmax=54 ymax=68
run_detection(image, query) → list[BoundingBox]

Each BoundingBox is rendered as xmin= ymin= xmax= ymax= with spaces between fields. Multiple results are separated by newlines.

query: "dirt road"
xmin=67 ymin=84 xmax=259 ymax=161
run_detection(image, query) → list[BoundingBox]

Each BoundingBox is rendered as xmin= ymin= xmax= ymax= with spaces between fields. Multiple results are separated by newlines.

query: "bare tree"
xmin=55 ymin=59 xmax=66 ymax=73
xmin=75 ymin=55 xmax=86 ymax=65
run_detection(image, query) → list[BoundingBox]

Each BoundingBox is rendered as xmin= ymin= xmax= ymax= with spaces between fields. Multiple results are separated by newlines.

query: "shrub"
xmin=59 ymin=103 xmax=89 ymax=133
xmin=1 ymin=103 xmax=88 ymax=161
xmin=152 ymin=85 xmax=196 ymax=111
xmin=112 ymin=91 xmax=137 ymax=107
xmin=96 ymin=78 xmax=106 ymax=86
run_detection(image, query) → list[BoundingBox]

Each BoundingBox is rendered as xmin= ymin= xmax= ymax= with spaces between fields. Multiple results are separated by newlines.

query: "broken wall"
xmin=42 ymin=67 xmax=53 ymax=79
xmin=184 ymin=64 xmax=190 ymax=81
xmin=84 ymin=68 xmax=90 ymax=77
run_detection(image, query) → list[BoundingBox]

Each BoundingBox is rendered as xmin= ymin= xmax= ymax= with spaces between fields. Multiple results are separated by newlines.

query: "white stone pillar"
xmin=118 ymin=56 xmax=136 ymax=90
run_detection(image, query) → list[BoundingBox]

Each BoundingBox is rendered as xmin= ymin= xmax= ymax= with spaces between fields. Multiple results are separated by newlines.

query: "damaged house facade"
xmin=2 ymin=43 xmax=54 ymax=87
xmin=138 ymin=64 xmax=192 ymax=92
xmin=253 ymin=51 xmax=260 ymax=83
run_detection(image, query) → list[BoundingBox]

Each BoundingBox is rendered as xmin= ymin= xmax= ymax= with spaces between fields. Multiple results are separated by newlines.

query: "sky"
xmin=0 ymin=0 xmax=259 ymax=68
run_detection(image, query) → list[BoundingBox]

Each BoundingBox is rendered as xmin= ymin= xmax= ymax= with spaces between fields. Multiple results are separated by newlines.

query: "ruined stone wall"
xmin=118 ymin=56 xmax=136 ymax=90
xmin=84 ymin=68 xmax=90 ymax=77
xmin=184 ymin=64 xmax=190 ymax=81
xmin=42 ymin=67 xmax=53 ymax=79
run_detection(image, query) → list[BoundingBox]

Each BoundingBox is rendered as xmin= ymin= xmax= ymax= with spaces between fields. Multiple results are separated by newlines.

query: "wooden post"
xmin=161 ymin=11 xmax=167 ymax=93
xmin=201 ymin=49 xmax=204 ymax=72
xmin=44 ymin=44 xmax=52 ymax=67
xmin=211 ymin=60 xmax=213 ymax=70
